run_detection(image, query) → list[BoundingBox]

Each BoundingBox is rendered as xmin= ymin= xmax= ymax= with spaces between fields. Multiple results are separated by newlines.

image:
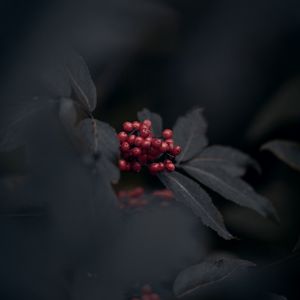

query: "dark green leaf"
xmin=158 ymin=171 xmax=233 ymax=240
xmin=138 ymin=108 xmax=163 ymax=136
xmin=191 ymin=145 xmax=260 ymax=177
xmin=173 ymin=255 xmax=255 ymax=298
xmin=261 ymin=140 xmax=300 ymax=171
xmin=65 ymin=52 xmax=97 ymax=112
xmin=173 ymin=108 xmax=208 ymax=164
xmin=182 ymin=163 xmax=278 ymax=221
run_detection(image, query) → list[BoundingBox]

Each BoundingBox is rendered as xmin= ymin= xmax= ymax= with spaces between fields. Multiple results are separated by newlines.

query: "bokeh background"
xmin=0 ymin=1 xmax=300 ymax=299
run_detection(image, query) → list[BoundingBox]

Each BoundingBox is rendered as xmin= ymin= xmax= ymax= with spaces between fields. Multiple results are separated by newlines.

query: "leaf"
xmin=77 ymin=119 xmax=120 ymax=183
xmin=158 ymin=171 xmax=233 ymax=240
xmin=59 ymin=98 xmax=77 ymax=129
xmin=173 ymin=108 xmax=208 ymax=164
xmin=182 ymin=163 xmax=278 ymax=221
xmin=173 ymin=255 xmax=255 ymax=298
xmin=261 ymin=140 xmax=300 ymax=172
xmin=65 ymin=51 xmax=97 ymax=112
xmin=138 ymin=108 xmax=163 ymax=136
xmin=191 ymin=145 xmax=260 ymax=177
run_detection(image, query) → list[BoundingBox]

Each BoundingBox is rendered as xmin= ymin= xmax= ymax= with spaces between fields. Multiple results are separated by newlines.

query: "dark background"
xmin=0 ymin=1 xmax=299 ymax=299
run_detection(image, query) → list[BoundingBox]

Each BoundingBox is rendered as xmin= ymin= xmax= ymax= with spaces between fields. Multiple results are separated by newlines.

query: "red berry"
xmin=118 ymin=159 xmax=127 ymax=171
xmin=140 ymin=127 xmax=151 ymax=138
xmin=123 ymin=121 xmax=133 ymax=132
xmin=132 ymin=147 xmax=142 ymax=157
xmin=149 ymin=163 xmax=160 ymax=173
xmin=118 ymin=131 xmax=128 ymax=142
xmin=151 ymin=138 xmax=162 ymax=148
xmin=172 ymin=145 xmax=182 ymax=156
xmin=165 ymin=162 xmax=175 ymax=172
xmin=158 ymin=162 xmax=165 ymax=172
xmin=128 ymin=134 xmax=136 ymax=145
xmin=134 ymin=136 xmax=144 ymax=147
xmin=143 ymin=119 xmax=152 ymax=128
xmin=142 ymin=140 xmax=151 ymax=149
xmin=131 ymin=162 xmax=142 ymax=172
xmin=165 ymin=138 xmax=174 ymax=145
xmin=159 ymin=141 xmax=169 ymax=152
xmin=132 ymin=121 xmax=141 ymax=130
xmin=120 ymin=142 xmax=130 ymax=152
xmin=145 ymin=137 xmax=153 ymax=142
xmin=164 ymin=159 xmax=172 ymax=164
xmin=162 ymin=129 xmax=173 ymax=139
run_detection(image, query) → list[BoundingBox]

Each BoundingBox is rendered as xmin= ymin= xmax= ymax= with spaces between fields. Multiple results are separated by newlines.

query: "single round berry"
xmin=132 ymin=121 xmax=141 ymax=130
xmin=172 ymin=145 xmax=182 ymax=156
xmin=164 ymin=159 xmax=172 ymax=164
xmin=135 ymin=136 xmax=144 ymax=147
xmin=123 ymin=121 xmax=133 ymax=132
xmin=118 ymin=159 xmax=127 ymax=171
xmin=132 ymin=147 xmax=142 ymax=157
xmin=142 ymin=140 xmax=151 ymax=149
xmin=165 ymin=138 xmax=174 ymax=145
xmin=118 ymin=131 xmax=128 ymax=142
xmin=162 ymin=129 xmax=173 ymax=139
xmin=165 ymin=162 xmax=175 ymax=172
xmin=159 ymin=141 xmax=169 ymax=152
xmin=140 ymin=127 xmax=151 ymax=138
xmin=158 ymin=162 xmax=165 ymax=172
xmin=151 ymin=138 xmax=162 ymax=148
xmin=149 ymin=163 xmax=160 ymax=173
xmin=120 ymin=141 xmax=130 ymax=152
xmin=131 ymin=162 xmax=142 ymax=172
xmin=128 ymin=134 xmax=136 ymax=145
xmin=143 ymin=119 xmax=152 ymax=128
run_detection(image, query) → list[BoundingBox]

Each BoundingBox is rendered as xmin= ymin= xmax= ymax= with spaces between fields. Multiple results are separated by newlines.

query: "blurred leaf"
xmin=191 ymin=145 xmax=260 ymax=177
xmin=65 ymin=52 xmax=97 ymax=112
xmin=59 ymin=98 xmax=77 ymax=129
xmin=77 ymin=118 xmax=120 ymax=183
xmin=261 ymin=140 xmax=300 ymax=172
xmin=138 ymin=108 xmax=163 ymax=136
xmin=173 ymin=108 xmax=208 ymax=164
xmin=182 ymin=163 xmax=278 ymax=221
xmin=173 ymin=255 xmax=255 ymax=298
xmin=158 ymin=171 xmax=233 ymax=240
xmin=246 ymin=77 xmax=300 ymax=141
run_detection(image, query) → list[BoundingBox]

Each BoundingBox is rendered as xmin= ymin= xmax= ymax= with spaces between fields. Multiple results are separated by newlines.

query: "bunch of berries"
xmin=118 ymin=119 xmax=181 ymax=174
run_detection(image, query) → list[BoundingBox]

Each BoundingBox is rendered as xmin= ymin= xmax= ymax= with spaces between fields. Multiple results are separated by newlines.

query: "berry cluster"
xmin=130 ymin=284 xmax=161 ymax=300
xmin=118 ymin=119 xmax=181 ymax=174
